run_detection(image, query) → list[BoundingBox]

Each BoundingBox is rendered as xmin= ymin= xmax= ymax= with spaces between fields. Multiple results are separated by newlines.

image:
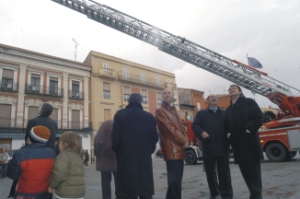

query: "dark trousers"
xmin=204 ymin=156 xmax=233 ymax=199
xmin=101 ymin=171 xmax=117 ymax=199
xmin=165 ymin=160 xmax=184 ymax=199
xmin=238 ymin=161 xmax=262 ymax=199
xmin=116 ymin=197 xmax=152 ymax=199
xmin=0 ymin=163 xmax=7 ymax=178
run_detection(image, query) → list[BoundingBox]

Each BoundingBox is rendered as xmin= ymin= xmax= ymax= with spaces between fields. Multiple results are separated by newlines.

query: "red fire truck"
xmin=52 ymin=0 xmax=300 ymax=163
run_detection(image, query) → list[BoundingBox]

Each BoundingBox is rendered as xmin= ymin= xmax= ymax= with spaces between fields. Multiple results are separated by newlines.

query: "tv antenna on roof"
xmin=72 ymin=38 xmax=79 ymax=61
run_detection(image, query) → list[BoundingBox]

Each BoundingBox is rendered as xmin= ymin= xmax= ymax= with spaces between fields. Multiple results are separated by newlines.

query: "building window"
xmin=123 ymin=86 xmax=130 ymax=101
xmin=197 ymin=102 xmax=201 ymax=111
xmin=29 ymin=74 xmax=40 ymax=92
xmin=141 ymin=89 xmax=148 ymax=104
xmin=1 ymin=69 xmax=14 ymax=90
xmin=71 ymin=80 xmax=80 ymax=98
xmin=104 ymin=109 xmax=111 ymax=121
xmin=140 ymin=73 xmax=145 ymax=82
xmin=103 ymin=63 xmax=109 ymax=74
xmin=49 ymin=108 xmax=58 ymax=123
xmin=156 ymin=76 xmax=160 ymax=85
xmin=28 ymin=106 xmax=40 ymax=120
xmin=123 ymin=68 xmax=129 ymax=78
xmin=157 ymin=92 xmax=162 ymax=106
xmin=103 ymin=82 xmax=110 ymax=99
xmin=167 ymin=79 xmax=171 ymax=83
xmin=0 ymin=104 xmax=12 ymax=127
xmin=71 ymin=110 xmax=80 ymax=129
xmin=49 ymin=76 xmax=58 ymax=94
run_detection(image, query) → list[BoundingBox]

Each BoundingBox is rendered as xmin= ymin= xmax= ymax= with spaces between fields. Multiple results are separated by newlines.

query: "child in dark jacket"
xmin=48 ymin=131 xmax=86 ymax=199
xmin=7 ymin=126 xmax=55 ymax=199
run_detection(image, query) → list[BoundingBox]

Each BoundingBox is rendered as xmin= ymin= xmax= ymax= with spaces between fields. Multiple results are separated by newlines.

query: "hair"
xmin=60 ymin=131 xmax=82 ymax=154
xmin=229 ymin=84 xmax=243 ymax=94
xmin=128 ymin=93 xmax=143 ymax=103
xmin=162 ymin=88 xmax=174 ymax=95
xmin=41 ymin=103 xmax=53 ymax=117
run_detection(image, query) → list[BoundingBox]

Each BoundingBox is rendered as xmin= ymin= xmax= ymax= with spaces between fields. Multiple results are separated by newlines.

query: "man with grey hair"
xmin=25 ymin=103 xmax=58 ymax=151
xmin=112 ymin=93 xmax=158 ymax=199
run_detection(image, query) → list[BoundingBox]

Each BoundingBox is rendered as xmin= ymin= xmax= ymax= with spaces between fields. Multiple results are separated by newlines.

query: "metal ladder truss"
xmin=52 ymin=0 xmax=300 ymax=97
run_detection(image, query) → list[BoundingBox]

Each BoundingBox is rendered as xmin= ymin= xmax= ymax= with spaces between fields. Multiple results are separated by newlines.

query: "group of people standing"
xmin=5 ymin=103 xmax=86 ymax=199
xmin=95 ymin=85 xmax=264 ymax=199
xmin=192 ymin=84 xmax=263 ymax=199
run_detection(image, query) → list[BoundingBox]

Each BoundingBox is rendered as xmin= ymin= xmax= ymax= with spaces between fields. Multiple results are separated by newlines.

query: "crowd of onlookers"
xmin=1 ymin=84 xmax=264 ymax=199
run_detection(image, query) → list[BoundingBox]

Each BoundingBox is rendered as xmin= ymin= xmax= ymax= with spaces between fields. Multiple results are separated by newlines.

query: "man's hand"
xmin=246 ymin=129 xmax=251 ymax=133
xmin=201 ymin=132 xmax=209 ymax=139
xmin=227 ymin=133 xmax=231 ymax=138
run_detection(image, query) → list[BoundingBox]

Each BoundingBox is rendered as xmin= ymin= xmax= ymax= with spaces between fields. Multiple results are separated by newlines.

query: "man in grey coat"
xmin=94 ymin=119 xmax=116 ymax=199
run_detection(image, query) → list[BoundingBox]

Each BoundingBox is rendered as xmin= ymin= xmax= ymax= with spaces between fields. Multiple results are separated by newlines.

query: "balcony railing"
xmin=0 ymin=118 xmax=15 ymax=127
xmin=25 ymin=84 xmax=63 ymax=98
xmin=69 ymin=121 xmax=83 ymax=129
xmin=69 ymin=91 xmax=84 ymax=100
xmin=117 ymin=71 xmax=166 ymax=88
xmin=98 ymin=68 xmax=116 ymax=79
xmin=0 ymin=81 xmax=18 ymax=92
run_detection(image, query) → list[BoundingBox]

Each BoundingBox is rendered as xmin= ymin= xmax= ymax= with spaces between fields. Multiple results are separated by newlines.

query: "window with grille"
xmin=30 ymin=74 xmax=40 ymax=92
xmin=141 ymin=89 xmax=147 ymax=104
xmin=103 ymin=82 xmax=110 ymax=99
xmin=71 ymin=110 xmax=80 ymax=129
xmin=156 ymin=76 xmax=160 ymax=85
xmin=103 ymin=63 xmax=109 ymax=74
xmin=49 ymin=76 xmax=58 ymax=94
xmin=72 ymin=80 xmax=80 ymax=98
xmin=0 ymin=104 xmax=12 ymax=127
xmin=140 ymin=73 xmax=145 ymax=82
xmin=123 ymin=68 xmax=129 ymax=78
xmin=1 ymin=69 xmax=14 ymax=90
xmin=123 ymin=86 xmax=130 ymax=101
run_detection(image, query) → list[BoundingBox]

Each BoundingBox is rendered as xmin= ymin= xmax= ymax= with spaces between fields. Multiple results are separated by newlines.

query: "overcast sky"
xmin=1 ymin=0 xmax=300 ymax=108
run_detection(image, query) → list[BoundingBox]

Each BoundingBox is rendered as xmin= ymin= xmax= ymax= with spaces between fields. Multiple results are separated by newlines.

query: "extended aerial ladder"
xmin=51 ymin=0 xmax=300 ymax=129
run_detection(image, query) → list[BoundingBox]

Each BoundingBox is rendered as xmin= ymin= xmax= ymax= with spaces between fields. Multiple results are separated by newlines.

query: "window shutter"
xmin=28 ymin=106 xmax=40 ymax=120
xmin=123 ymin=86 xmax=130 ymax=94
xmin=2 ymin=69 xmax=14 ymax=79
xmin=103 ymin=82 xmax=110 ymax=90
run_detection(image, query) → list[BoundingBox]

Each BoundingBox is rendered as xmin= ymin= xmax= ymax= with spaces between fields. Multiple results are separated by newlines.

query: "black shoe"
xmin=209 ymin=197 xmax=217 ymax=199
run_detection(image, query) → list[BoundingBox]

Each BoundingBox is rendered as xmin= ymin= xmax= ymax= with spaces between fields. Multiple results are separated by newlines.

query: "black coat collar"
xmin=126 ymin=102 xmax=143 ymax=110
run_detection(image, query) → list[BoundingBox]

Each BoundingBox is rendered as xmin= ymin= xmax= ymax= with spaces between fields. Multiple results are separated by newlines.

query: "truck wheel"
xmin=262 ymin=111 xmax=276 ymax=123
xmin=266 ymin=143 xmax=287 ymax=162
xmin=286 ymin=151 xmax=297 ymax=160
xmin=185 ymin=150 xmax=197 ymax=165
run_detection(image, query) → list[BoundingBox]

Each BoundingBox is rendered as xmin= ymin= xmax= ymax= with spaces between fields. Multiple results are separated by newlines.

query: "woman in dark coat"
xmin=225 ymin=84 xmax=264 ymax=199
xmin=111 ymin=93 xmax=158 ymax=199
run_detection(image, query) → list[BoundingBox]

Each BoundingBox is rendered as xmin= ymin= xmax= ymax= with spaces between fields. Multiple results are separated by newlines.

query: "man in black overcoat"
xmin=25 ymin=103 xmax=58 ymax=152
xmin=111 ymin=93 xmax=158 ymax=199
xmin=192 ymin=94 xmax=233 ymax=199
xmin=225 ymin=85 xmax=264 ymax=199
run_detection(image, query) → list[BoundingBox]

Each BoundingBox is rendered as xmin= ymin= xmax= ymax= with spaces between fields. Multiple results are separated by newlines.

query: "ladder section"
xmin=52 ymin=0 xmax=300 ymax=97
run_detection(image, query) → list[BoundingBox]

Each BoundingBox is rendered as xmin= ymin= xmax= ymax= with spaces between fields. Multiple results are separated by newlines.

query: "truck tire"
xmin=185 ymin=150 xmax=197 ymax=165
xmin=266 ymin=143 xmax=287 ymax=162
xmin=286 ymin=151 xmax=297 ymax=160
xmin=262 ymin=111 xmax=276 ymax=123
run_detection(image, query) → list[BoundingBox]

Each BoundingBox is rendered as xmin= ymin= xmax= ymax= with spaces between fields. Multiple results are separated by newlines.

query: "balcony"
xmin=0 ymin=81 xmax=18 ymax=92
xmin=117 ymin=71 xmax=166 ymax=88
xmin=98 ymin=68 xmax=116 ymax=79
xmin=25 ymin=84 xmax=63 ymax=98
xmin=69 ymin=91 xmax=84 ymax=100
xmin=0 ymin=118 xmax=15 ymax=127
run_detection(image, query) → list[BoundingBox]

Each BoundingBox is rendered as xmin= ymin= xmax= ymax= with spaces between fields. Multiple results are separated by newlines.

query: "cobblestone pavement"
xmin=1 ymin=154 xmax=300 ymax=199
